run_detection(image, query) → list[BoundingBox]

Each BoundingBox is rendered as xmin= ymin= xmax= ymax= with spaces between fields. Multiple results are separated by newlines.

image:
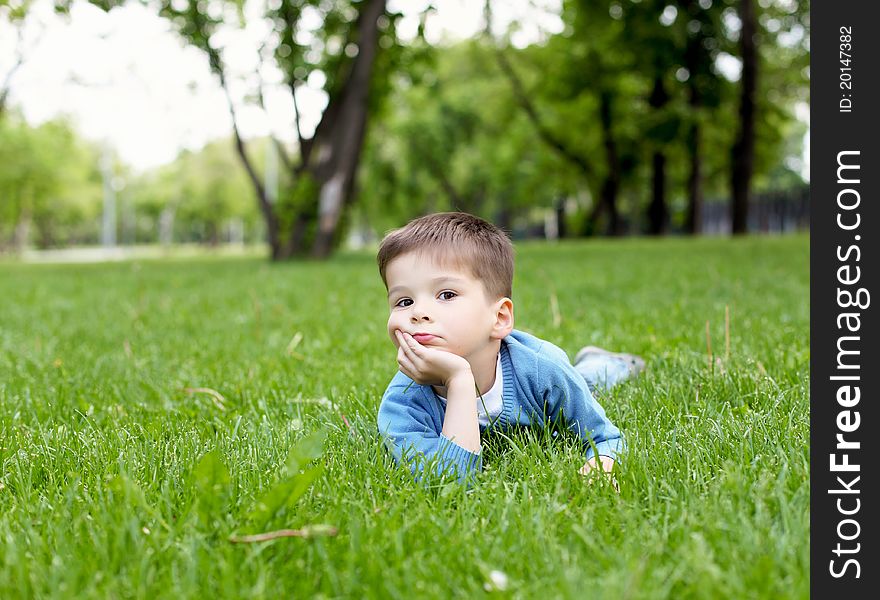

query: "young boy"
xmin=376 ymin=212 xmax=642 ymax=483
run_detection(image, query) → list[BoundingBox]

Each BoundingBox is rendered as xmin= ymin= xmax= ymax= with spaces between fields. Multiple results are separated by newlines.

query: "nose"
xmin=410 ymin=303 xmax=431 ymax=323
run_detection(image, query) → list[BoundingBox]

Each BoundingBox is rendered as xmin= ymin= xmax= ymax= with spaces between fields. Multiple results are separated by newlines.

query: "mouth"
xmin=411 ymin=333 xmax=438 ymax=344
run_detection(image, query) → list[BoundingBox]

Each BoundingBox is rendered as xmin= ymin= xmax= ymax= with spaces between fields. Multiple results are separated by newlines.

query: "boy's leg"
xmin=573 ymin=346 xmax=645 ymax=394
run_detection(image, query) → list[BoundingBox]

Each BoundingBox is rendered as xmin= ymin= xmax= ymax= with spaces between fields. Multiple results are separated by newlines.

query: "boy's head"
xmin=378 ymin=212 xmax=515 ymax=363
xmin=377 ymin=212 xmax=514 ymax=300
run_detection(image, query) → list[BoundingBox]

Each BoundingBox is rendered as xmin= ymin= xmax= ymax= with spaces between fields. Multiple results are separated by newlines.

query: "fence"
xmin=702 ymin=186 xmax=810 ymax=234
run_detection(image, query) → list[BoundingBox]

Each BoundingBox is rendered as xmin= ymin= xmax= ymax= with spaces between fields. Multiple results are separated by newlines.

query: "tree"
xmin=127 ymin=136 xmax=262 ymax=245
xmin=620 ymin=0 xmax=681 ymax=235
xmin=357 ymin=39 xmax=585 ymax=237
xmin=730 ymin=0 xmax=757 ymax=234
xmin=84 ymin=0 xmax=395 ymax=259
xmin=676 ymin=0 xmax=723 ymax=234
xmin=0 ymin=115 xmax=103 ymax=250
xmin=359 ymin=0 xmax=809 ymax=239
xmin=0 ymin=0 xmax=42 ymax=120
xmin=486 ymin=0 xmax=641 ymax=236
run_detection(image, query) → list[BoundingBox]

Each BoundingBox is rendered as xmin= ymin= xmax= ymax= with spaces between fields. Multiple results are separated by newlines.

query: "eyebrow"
xmin=387 ymin=276 xmax=467 ymax=298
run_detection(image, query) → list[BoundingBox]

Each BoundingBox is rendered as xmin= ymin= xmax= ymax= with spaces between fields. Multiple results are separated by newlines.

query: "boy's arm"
xmin=440 ymin=371 xmax=481 ymax=453
xmin=377 ymin=385 xmax=482 ymax=483
xmin=538 ymin=354 xmax=625 ymax=462
xmin=377 ymin=331 xmax=484 ymax=484
xmin=394 ymin=330 xmax=480 ymax=453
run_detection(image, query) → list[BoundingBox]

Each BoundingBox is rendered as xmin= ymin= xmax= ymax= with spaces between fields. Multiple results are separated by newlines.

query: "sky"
xmin=1 ymin=0 xmax=807 ymax=177
xmin=0 ymin=0 xmax=564 ymax=172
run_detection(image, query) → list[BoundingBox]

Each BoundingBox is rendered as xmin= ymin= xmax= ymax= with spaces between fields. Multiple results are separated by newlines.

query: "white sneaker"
xmin=574 ymin=345 xmax=646 ymax=376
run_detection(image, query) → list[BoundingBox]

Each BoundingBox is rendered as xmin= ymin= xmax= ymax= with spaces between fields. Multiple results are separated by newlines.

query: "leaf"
xmin=244 ymin=430 xmax=327 ymax=531
xmin=106 ymin=473 xmax=170 ymax=532
xmin=193 ymin=449 xmax=230 ymax=527
xmin=194 ymin=449 xmax=231 ymax=496
xmin=246 ymin=465 xmax=323 ymax=532
xmin=283 ymin=429 xmax=326 ymax=477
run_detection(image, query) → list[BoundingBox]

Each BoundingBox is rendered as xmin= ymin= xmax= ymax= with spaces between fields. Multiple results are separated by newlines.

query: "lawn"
xmin=0 ymin=235 xmax=809 ymax=599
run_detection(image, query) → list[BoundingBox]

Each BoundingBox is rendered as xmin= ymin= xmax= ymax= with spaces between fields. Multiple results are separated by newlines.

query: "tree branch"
xmin=0 ymin=28 xmax=27 ymax=119
xmin=424 ymin=151 xmax=464 ymax=208
xmin=482 ymin=0 xmax=592 ymax=176
xmin=493 ymin=47 xmax=593 ymax=177
xmin=211 ymin=48 xmax=278 ymax=247
xmin=306 ymin=0 xmax=375 ymax=179
xmin=290 ymin=79 xmax=310 ymax=166
xmin=255 ymin=42 xmax=293 ymax=173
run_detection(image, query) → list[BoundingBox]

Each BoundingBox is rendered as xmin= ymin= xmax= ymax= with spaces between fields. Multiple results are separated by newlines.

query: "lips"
xmin=412 ymin=333 xmax=437 ymax=343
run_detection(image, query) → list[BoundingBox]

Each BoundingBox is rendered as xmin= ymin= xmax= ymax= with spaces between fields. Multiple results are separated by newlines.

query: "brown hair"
xmin=377 ymin=212 xmax=514 ymax=299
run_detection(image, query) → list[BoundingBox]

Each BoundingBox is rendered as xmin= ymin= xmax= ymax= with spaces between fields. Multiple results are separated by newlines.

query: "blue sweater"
xmin=377 ymin=329 xmax=624 ymax=482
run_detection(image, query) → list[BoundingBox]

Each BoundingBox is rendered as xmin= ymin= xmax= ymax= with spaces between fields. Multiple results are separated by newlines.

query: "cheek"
xmin=387 ymin=314 xmax=401 ymax=347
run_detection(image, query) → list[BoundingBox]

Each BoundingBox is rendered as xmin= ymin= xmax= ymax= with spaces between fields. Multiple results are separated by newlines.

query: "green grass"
xmin=0 ymin=235 xmax=809 ymax=599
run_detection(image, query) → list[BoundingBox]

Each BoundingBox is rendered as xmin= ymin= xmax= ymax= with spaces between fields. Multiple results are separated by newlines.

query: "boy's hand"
xmin=579 ymin=456 xmax=619 ymax=491
xmin=394 ymin=330 xmax=472 ymax=387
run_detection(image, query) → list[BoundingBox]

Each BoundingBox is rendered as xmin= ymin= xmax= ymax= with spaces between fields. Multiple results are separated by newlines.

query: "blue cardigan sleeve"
xmin=377 ymin=381 xmax=482 ymax=483
xmin=535 ymin=349 xmax=625 ymax=461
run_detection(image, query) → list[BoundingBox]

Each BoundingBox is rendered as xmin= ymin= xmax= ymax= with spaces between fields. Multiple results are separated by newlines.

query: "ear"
xmin=490 ymin=297 xmax=514 ymax=340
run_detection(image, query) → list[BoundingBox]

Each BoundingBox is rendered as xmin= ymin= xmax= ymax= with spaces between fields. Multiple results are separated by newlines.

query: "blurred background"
xmin=0 ymin=0 xmax=809 ymax=261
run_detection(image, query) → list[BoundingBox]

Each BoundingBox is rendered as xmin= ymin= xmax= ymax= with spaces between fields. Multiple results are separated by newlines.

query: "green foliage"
xmin=286 ymin=171 xmax=320 ymax=216
xmin=0 ymin=0 xmax=35 ymax=22
xmin=192 ymin=449 xmax=231 ymax=529
xmin=190 ymin=431 xmax=326 ymax=535
xmin=360 ymin=0 xmax=808 ymax=236
xmin=5 ymin=0 xmax=808 ymax=248
xmin=357 ymin=41 xmax=584 ymax=232
xmin=0 ymin=114 xmax=102 ymax=248
xmin=128 ymin=137 xmax=260 ymax=244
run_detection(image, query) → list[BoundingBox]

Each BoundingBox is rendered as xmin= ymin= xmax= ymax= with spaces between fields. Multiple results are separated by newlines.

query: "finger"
xmin=398 ymin=344 xmax=416 ymax=366
xmin=395 ymin=330 xmax=414 ymax=359
xmin=399 ymin=361 xmax=419 ymax=382
xmin=398 ymin=362 xmax=415 ymax=380
xmin=598 ymin=456 xmax=615 ymax=474
xmin=400 ymin=331 xmax=425 ymax=357
xmin=397 ymin=348 xmax=417 ymax=378
xmin=397 ymin=347 xmax=411 ymax=370
xmin=398 ymin=335 xmax=423 ymax=366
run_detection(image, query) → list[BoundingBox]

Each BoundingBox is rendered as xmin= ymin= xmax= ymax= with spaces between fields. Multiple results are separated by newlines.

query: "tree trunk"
xmin=309 ymin=0 xmax=386 ymax=258
xmin=685 ymin=116 xmax=703 ymax=234
xmin=731 ymin=0 xmax=758 ymax=234
xmin=649 ymin=151 xmax=667 ymax=234
xmin=159 ymin=206 xmax=175 ymax=246
xmin=682 ymin=0 xmax=706 ymax=235
xmin=13 ymin=209 xmax=30 ymax=252
xmin=647 ymin=76 xmax=669 ymax=235
xmin=207 ymin=222 xmax=220 ymax=247
xmin=219 ymin=63 xmax=281 ymax=258
xmin=208 ymin=1 xmax=385 ymax=261
xmin=0 ymin=45 xmax=24 ymax=122
xmin=586 ymin=91 xmax=621 ymax=236
xmin=555 ymin=198 xmax=567 ymax=239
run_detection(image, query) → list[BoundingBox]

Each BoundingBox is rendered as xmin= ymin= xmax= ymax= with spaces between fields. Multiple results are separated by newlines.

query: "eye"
xmin=438 ymin=290 xmax=457 ymax=301
xmin=394 ymin=298 xmax=413 ymax=308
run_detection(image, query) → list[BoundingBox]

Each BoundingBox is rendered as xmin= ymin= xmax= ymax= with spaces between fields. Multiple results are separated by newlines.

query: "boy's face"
xmin=385 ymin=251 xmax=507 ymax=362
